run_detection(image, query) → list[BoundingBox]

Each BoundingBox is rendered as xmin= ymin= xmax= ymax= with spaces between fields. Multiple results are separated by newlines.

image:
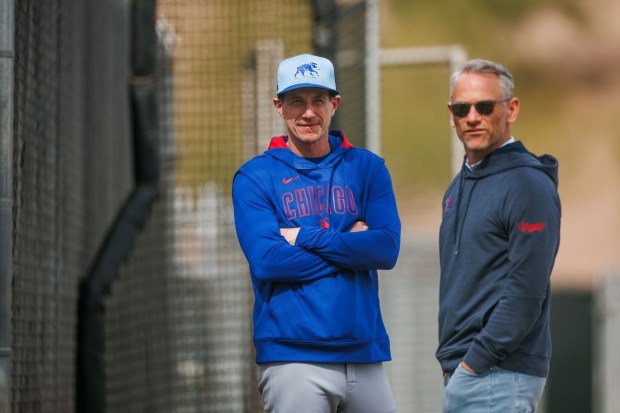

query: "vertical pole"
xmin=594 ymin=273 xmax=620 ymax=413
xmin=0 ymin=1 xmax=14 ymax=411
xmin=448 ymin=46 xmax=467 ymax=176
xmin=365 ymin=0 xmax=380 ymax=155
xmin=378 ymin=45 xmax=467 ymax=175
xmin=255 ymin=40 xmax=284 ymax=154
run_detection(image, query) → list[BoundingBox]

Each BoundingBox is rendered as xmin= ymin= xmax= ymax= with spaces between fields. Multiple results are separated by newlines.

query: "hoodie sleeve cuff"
xmin=463 ymin=346 xmax=497 ymax=374
xmin=294 ymin=226 xmax=317 ymax=249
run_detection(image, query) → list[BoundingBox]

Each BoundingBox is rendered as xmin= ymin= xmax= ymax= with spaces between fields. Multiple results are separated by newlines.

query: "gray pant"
xmin=257 ymin=362 xmax=397 ymax=413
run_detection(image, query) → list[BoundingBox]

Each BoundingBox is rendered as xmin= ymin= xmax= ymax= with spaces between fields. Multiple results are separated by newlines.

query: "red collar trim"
xmin=268 ymin=134 xmax=353 ymax=149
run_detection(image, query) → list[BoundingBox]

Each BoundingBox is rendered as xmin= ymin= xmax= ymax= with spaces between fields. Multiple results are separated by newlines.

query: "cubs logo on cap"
xmin=276 ymin=54 xmax=339 ymax=96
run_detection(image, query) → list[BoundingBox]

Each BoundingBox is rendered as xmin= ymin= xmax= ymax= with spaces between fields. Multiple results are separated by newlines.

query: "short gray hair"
xmin=449 ymin=58 xmax=514 ymax=100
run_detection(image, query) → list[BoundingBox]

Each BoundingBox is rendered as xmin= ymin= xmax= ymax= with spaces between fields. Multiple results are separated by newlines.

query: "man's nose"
xmin=302 ymin=106 xmax=316 ymax=117
xmin=465 ymin=107 xmax=482 ymax=121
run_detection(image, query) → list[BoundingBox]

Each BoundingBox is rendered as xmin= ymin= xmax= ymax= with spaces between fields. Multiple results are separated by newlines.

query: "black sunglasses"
xmin=449 ymin=98 xmax=511 ymax=118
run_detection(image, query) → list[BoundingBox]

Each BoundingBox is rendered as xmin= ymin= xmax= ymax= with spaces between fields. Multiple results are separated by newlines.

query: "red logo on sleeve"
xmin=518 ymin=222 xmax=546 ymax=233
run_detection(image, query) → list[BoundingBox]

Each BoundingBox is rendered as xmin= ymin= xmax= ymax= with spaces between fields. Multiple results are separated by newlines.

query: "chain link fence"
xmin=6 ymin=0 xmax=618 ymax=412
xmin=7 ymin=0 xmax=374 ymax=412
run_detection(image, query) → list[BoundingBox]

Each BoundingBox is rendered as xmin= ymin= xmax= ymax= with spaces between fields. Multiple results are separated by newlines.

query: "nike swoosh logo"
xmin=282 ymin=176 xmax=300 ymax=184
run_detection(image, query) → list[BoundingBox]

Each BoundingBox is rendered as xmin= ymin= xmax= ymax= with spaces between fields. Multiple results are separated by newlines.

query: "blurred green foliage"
xmin=381 ymin=65 xmax=453 ymax=197
xmin=379 ymin=0 xmax=599 ymax=211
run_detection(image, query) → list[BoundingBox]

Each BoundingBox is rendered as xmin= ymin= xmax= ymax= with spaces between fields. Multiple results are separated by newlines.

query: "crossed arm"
xmin=233 ymin=162 xmax=400 ymax=283
xmin=280 ymin=220 xmax=369 ymax=245
xmin=277 ymin=164 xmax=400 ymax=271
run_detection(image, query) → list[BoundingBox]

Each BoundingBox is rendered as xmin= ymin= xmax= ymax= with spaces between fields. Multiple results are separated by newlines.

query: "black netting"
xmin=9 ymin=1 xmax=368 ymax=412
xmin=12 ymin=1 xmax=87 ymax=411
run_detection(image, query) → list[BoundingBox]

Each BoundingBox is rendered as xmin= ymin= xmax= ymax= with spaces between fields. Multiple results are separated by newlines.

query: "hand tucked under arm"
xmin=349 ymin=220 xmax=369 ymax=232
xmin=280 ymin=227 xmax=301 ymax=245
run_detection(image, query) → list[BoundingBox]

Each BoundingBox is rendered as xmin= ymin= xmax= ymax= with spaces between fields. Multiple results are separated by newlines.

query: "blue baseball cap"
xmin=276 ymin=54 xmax=339 ymax=96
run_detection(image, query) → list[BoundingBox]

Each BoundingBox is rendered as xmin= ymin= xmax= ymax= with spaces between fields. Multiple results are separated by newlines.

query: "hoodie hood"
xmin=465 ymin=141 xmax=559 ymax=187
xmin=265 ymin=130 xmax=353 ymax=171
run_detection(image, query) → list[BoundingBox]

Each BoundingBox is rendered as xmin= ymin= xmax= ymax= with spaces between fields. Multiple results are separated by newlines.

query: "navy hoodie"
xmin=233 ymin=132 xmax=401 ymax=364
xmin=436 ymin=141 xmax=561 ymax=377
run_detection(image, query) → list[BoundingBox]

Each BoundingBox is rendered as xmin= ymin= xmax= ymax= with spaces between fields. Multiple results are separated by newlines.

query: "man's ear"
xmin=448 ymin=104 xmax=455 ymax=128
xmin=331 ymin=95 xmax=341 ymax=115
xmin=273 ymin=97 xmax=284 ymax=117
xmin=507 ymin=97 xmax=520 ymax=125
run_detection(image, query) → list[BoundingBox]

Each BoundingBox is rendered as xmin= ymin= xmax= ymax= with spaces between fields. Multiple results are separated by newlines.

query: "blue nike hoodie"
xmin=436 ymin=141 xmax=561 ymax=377
xmin=232 ymin=131 xmax=401 ymax=364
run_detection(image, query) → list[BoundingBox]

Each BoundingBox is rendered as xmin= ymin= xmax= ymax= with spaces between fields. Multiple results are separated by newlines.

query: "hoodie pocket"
xmin=264 ymin=272 xmax=380 ymax=342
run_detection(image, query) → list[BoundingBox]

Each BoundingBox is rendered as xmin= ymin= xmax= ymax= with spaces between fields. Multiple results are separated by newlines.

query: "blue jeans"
xmin=442 ymin=364 xmax=546 ymax=413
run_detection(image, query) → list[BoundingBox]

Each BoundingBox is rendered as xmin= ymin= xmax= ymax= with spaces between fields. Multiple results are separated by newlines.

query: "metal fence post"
xmin=0 ymin=1 xmax=14 ymax=411
xmin=379 ymin=45 xmax=467 ymax=176
xmin=594 ymin=272 xmax=620 ymax=413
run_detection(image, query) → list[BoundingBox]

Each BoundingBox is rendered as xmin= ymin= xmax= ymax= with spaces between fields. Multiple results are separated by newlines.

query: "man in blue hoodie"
xmin=437 ymin=59 xmax=561 ymax=412
xmin=232 ymin=54 xmax=401 ymax=412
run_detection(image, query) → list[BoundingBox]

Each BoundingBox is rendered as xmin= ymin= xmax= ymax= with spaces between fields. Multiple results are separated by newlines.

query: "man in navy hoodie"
xmin=437 ymin=58 xmax=561 ymax=412
xmin=233 ymin=54 xmax=400 ymax=412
